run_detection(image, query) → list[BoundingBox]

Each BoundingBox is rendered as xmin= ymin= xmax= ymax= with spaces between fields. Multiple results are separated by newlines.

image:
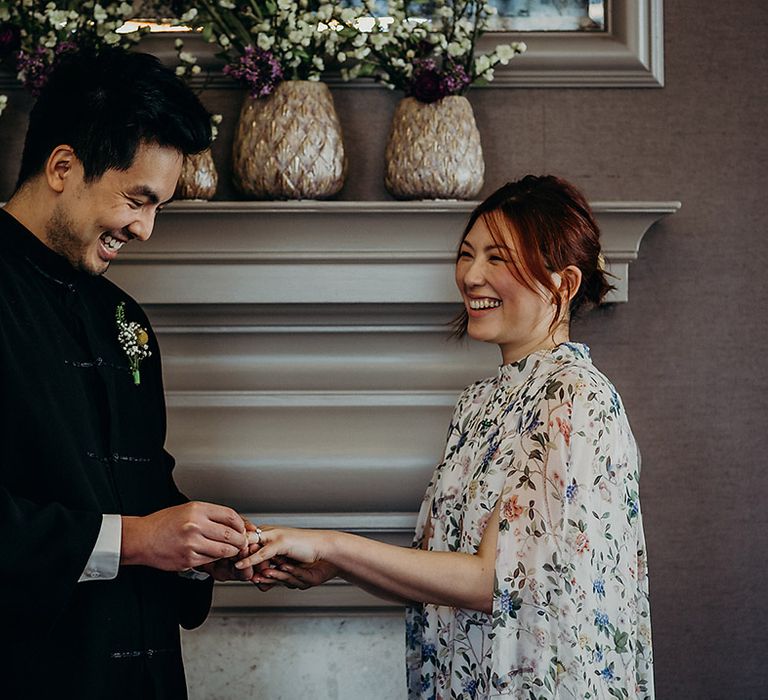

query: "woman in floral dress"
xmin=237 ymin=175 xmax=654 ymax=699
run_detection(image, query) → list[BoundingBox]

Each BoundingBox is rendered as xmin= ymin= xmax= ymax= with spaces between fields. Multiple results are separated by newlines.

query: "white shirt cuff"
xmin=78 ymin=514 xmax=121 ymax=583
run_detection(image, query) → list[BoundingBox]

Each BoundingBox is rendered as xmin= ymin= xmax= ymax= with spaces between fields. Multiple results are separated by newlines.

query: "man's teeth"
xmin=469 ymin=298 xmax=502 ymax=310
xmin=101 ymin=234 xmax=125 ymax=252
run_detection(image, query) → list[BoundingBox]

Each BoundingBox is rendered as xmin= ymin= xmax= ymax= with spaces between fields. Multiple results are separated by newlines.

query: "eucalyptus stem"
xmin=246 ymin=0 xmax=265 ymax=21
xmin=198 ymin=0 xmax=252 ymax=52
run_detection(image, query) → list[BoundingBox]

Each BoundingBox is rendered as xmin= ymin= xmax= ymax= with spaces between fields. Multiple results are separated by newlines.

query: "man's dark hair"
xmin=15 ymin=48 xmax=212 ymax=189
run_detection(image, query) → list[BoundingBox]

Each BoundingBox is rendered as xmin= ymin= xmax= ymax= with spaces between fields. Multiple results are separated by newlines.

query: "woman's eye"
xmin=490 ymin=255 xmax=505 ymax=262
xmin=458 ymin=251 xmax=472 ymax=260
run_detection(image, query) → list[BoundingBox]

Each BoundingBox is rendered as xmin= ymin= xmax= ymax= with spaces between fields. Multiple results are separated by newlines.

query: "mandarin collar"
xmin=497 ymin=342 xmax=591 ymax=385
xmin=0 ymin=208 xmax=83 ymax=287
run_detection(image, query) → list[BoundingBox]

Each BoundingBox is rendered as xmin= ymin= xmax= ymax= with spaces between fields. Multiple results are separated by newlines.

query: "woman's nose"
xmin=462 ymin=258 xmax=486 ymax=287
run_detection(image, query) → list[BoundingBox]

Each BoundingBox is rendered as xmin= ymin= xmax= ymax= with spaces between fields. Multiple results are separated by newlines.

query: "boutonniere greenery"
xmin=115 ymin=301 xmax=151 ymax=386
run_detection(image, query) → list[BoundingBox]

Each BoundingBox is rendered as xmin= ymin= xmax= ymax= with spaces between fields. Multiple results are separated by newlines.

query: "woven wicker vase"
xmin=232 ymin=81 xmax=346 ymax=199
xmin=385 ymin=95 xmax=484 ymax=200
xmin=175 ymin=148 xmax=218 ymax=200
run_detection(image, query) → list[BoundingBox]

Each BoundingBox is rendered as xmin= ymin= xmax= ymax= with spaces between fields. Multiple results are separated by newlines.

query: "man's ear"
xmin=44 ymin=145 xmax=79 ymax=194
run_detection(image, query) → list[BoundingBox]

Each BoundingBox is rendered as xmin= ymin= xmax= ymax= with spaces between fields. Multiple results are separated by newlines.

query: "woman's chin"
xmin=466 ymin=326 xmax=498 ymax=345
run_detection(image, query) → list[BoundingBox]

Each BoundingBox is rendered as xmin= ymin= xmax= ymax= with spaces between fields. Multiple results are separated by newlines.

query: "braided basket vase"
xmin=232 ymin=80 xmax=346 ymax=199
xmin=385 ymin=95 xmax=484 ymax=200
xmin=175 ymin=148 xmax=218 ymax=200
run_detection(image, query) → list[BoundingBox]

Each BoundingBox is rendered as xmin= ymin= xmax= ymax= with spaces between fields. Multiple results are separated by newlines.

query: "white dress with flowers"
xmin=406 ymin=343 xmax=653 ymax=699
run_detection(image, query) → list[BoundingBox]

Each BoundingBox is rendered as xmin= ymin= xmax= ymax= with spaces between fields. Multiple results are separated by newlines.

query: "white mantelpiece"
xmin=109 ymin=200 xmax=680 ymax=305
xmin=107 ymin=200 xmax=679 ymax=612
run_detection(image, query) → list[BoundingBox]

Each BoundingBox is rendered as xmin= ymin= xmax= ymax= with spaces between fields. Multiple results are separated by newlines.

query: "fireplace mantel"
xmin=106 ymin=199 xmax=679 ymax=612
xmin=109 ymin=200 xmax=680 ymax=306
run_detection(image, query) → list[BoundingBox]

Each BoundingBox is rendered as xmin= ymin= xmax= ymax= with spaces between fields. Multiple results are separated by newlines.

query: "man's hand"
xmin=121 ymin=502 xmax=248 ymax=572
xmin=196 ymin=515 xmax=258 ymax=581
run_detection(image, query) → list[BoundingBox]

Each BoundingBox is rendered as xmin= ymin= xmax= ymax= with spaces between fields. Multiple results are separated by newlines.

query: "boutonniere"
xmin=115 ymin=301 xmax=152 ymax=386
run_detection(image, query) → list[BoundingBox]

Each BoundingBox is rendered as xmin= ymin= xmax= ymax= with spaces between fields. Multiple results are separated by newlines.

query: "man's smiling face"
xmin=45 ymin=142 xmax=182 ymax=275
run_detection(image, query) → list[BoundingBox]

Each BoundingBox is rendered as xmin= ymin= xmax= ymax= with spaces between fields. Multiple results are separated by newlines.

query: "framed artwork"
xmin=486 ymin=0 xmax=607 ymax=32
xmin=479 ymin=0 xmax=665 ymax=87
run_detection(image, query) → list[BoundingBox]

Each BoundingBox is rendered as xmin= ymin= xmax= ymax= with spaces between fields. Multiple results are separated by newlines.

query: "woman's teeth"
xmin=101 ymin=234 xmax=125 ymax=252
xmin=469 ymin=298 xmax=501 ymax=310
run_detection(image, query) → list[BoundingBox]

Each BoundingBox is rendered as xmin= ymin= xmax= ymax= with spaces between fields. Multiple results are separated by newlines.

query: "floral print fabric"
xmin=406 ymin=343 xmax=653 ymax=699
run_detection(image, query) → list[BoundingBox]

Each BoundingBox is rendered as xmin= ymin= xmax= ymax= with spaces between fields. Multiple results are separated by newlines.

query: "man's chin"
xmin=75 ymin=255 xmax=110 ymax=276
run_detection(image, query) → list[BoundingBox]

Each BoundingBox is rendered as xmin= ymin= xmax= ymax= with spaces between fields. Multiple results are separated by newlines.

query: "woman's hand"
xmin=236 ymin=526 xmax=332 ymax=572
xmin=251 ymin=557 xmax=340 ymax=590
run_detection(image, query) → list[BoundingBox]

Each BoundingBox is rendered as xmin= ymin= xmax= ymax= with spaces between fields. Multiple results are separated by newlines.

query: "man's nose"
xmin=127 ymin=210 xmax=156 ymax=242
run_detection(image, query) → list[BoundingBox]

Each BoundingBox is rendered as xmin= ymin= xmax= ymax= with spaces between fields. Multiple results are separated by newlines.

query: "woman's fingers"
xmin=236 ymin=543 xmax=278 ymax=569
xmin=254 ymin=567 xmax=310 ymax=590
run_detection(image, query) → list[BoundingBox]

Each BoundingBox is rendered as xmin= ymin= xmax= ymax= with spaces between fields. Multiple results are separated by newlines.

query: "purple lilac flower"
xmin=223 ymin=45 xmax=283 ymax=99
xmin=440 ymin=59 xmax=471 ymax=96
xmin=16 ymin=41 xmax=78 ymax=96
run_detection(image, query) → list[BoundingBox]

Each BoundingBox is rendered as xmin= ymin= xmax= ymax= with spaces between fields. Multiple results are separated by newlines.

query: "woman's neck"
xmin=499 ymin=327 xmax=570 ymax=365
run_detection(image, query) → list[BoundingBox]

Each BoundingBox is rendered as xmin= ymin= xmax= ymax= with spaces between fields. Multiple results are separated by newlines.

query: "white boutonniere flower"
xmin=116 ymin=301 xmax=151 ymax=386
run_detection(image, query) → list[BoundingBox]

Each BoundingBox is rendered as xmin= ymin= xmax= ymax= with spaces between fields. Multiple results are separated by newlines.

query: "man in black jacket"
xmin=0 ymin=49 xmax=252 ymax=698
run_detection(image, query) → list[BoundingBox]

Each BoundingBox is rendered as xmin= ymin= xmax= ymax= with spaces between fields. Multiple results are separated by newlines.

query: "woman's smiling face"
xmin=455 ymin=216 xmax=562 ymax=363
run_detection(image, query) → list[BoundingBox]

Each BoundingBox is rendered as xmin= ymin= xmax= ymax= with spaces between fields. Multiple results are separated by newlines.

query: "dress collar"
xmin=497 ymin=342 xmax=591 ymax=385
xmin=0 ymin=208 xmax=82 ymax=286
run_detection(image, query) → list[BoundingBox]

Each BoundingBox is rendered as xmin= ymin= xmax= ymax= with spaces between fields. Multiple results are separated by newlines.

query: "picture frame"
xmin=478 ymin=0 xmax=664 ymax=87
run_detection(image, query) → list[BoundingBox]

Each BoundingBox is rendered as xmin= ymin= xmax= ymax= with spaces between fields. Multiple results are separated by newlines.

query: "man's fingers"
xmin=190 ymin=517 xmax=247 ymax=549
xmin=190 ymin=540 xmax=242 ymax=563
xmin=195 ymin=502 xmax=248 ymax=536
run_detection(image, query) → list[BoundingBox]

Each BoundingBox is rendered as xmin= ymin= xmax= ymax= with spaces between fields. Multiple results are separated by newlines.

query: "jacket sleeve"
xmin=0 ymin=484 xmax=102 ymax=634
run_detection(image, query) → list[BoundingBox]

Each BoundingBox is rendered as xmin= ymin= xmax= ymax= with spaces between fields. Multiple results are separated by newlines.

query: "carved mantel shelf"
xmin=109 ymin=200 xmax=680 ymax=307
xmin=107 ymin=199 xmax=679 ymax=612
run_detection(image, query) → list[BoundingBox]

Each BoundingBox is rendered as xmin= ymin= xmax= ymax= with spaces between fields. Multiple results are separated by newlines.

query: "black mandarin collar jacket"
xmin=0 ymin=209 xmax=212 ymax=699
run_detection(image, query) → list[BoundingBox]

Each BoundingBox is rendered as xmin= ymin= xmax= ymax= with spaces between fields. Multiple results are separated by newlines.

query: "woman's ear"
xmin=555 ymin=265 xmax=583 ymax=303
xmin=560 ymin=265 xmax=582 ymax=302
